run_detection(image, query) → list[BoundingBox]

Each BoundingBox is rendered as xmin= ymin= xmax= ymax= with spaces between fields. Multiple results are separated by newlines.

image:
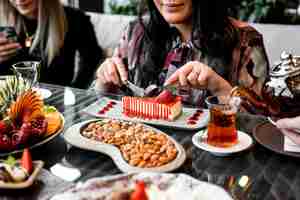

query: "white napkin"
xmin=284 ymin=135 xmax=300 ymax=153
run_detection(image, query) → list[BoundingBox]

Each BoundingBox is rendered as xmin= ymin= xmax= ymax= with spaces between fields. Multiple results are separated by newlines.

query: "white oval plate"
xmin=51 ymin=173 xmax=233 ymax=200
xmin=63 ymin=119 xmax=186 ymax=173
xmin=192 ymin=129 xmax=253 ymax=156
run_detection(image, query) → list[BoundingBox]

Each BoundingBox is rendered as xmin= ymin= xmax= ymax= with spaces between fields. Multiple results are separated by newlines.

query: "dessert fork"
xmin=267 ymin=117 xmax=277 ymax=126
xmin=124 ymin=80 xmax=146 ymax=97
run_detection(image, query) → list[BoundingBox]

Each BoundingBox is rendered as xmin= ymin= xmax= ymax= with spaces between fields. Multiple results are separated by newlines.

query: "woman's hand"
xmin=276 ymin=116 xmax=300 ymax=145
xmin=165 ymin=61 xmax=232 ymax=95
xmin=95 ymin=57 xmax=128 ymax=89
xmin=276 ymin=116 xmax=300 ymax=131
xmin=0 ymin=35 xmax=21 ymax=64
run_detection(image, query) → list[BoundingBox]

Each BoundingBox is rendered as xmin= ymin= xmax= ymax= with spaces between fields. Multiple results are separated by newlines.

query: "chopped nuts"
xmin=81 ymin=120 xmax=178 ymax=168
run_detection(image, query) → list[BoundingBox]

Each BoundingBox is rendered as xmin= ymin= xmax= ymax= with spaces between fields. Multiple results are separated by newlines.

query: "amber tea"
xmin=205 ymin=96 xmax=241 ymax=147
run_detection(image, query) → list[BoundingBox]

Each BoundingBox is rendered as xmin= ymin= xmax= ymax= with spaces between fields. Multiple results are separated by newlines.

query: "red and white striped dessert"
xmin=122 ymin=94 xmax=182 ymax=121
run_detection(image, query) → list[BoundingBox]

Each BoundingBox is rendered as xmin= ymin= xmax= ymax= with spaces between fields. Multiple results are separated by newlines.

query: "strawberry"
xmin=130 ymin=181 xmax=148 ymax=200
xmin=21 ymin=148 xmax=33 ymax=174
xmin=0 ymin=119 xmax=12 ymax=135
xmin=0 ymin=134 xmax=13 ymax=151
xmin=155 ymin=90 xmax=175 ymax=103
xmin=0 ymin=120 xmax=7 ymax=134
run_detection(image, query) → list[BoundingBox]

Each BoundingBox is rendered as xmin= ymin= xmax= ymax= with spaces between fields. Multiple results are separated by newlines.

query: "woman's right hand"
xmin=0 ymin=35 xmax=21 ymax=64
xmin=95 ymin=57 xmax=128 ymax=88
xmin=276 ymin=116 xmax=300 ymax=131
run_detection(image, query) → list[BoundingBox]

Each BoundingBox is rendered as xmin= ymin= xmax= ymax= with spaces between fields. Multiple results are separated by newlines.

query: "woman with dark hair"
xmin=96 ymin=0 xmax=269 ymax=106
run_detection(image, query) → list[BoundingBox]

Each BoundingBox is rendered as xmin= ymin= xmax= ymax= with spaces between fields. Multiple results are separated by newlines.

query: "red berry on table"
xmin=130 ymin=181 xmax=148 ymax=200
xmin=0 ymin=134 xmax=13 ymax=151
xmin=0 ymin=120 xmax=7 ymax=133
xmin=0 ymin=119 xmax=11 ymax=135
xmin=21 ymin=148 xmax=33 ymax=174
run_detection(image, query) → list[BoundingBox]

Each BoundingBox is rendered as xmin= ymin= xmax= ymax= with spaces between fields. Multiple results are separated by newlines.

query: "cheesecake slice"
xmin=122 ymin=90 xmax=182 ymax=121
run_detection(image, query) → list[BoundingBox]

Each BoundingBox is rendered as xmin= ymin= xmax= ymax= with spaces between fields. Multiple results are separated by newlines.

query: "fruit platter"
xmin=0 ymin=149 xmax=44 ymax=189
xmin=0 ymin=77 xmax=64 ymax=156
xmin=50 ymin=173 xmax=233 ymax=200
xmin=64 ymin=119 xmax=186 ymax=173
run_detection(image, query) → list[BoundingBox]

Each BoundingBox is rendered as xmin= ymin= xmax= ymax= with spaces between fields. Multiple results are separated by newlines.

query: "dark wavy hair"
xmin=137 ymin=0 xmax=238 ymax=87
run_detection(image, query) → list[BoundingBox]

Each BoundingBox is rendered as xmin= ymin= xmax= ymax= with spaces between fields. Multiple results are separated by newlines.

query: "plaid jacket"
xmin=110 ymin=18 xmax=269 ymax=107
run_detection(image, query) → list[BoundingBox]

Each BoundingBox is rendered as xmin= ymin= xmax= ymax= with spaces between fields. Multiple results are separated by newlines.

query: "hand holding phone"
xmin=0 ymin=26 xmax=18 ymax=43
xmin=0 ymin=26 xmax=22 ymax=64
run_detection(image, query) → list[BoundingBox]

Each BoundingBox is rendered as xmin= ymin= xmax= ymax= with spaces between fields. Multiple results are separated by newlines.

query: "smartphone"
xmin=0 ymin=26 xmax=18 ymax=43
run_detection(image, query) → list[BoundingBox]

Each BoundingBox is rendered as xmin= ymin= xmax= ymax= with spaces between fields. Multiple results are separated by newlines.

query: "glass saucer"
xmin=192 ymin=129 xmax=253 ymax=156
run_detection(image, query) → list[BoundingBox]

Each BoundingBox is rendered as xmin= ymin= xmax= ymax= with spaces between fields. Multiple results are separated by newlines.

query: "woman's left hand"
xmin=275 ymin=116 xmax=300 ymax=145
xmin=164 ymin=61 xmax=232 ymax=95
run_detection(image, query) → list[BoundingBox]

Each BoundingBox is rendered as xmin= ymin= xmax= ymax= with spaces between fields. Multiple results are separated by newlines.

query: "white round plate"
xmin=51 ymin=173 xmax=234 ymax=200
xmin=192 ymin=129 xmax=253 ymax=156
xmin=33 ymin=87 xmax=52 ymax=99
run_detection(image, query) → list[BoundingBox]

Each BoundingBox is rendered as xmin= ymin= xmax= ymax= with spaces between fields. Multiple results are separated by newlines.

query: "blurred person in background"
xmin=95 ymin=0 xmax=269 ymax=108
xmin=0 ymin=0 xmax=103 ymax=88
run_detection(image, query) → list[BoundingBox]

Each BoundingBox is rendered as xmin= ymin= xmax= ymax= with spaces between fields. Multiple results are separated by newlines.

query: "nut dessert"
xmin=81 ymin=119 xmax=178 ymax=168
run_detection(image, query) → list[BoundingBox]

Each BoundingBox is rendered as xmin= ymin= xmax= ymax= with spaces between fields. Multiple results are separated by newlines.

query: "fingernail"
xmin=122 ymin=78 xmax=127 ymax=83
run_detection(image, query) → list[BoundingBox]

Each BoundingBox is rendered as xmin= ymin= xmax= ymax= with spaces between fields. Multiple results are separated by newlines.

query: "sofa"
xmin=88 ymin=13 xmax=136 ymax=57
xmin=88 ymin=13 xmax=300 ymax=67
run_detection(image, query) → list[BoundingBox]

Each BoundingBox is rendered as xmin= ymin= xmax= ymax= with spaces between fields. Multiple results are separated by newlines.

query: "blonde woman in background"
xmin=0 ymin=0 xmax=103 ymax=88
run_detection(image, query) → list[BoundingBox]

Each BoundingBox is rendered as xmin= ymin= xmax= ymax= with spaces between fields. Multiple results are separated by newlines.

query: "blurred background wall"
xmin=62 ymin=0 xmax=300 ymax=24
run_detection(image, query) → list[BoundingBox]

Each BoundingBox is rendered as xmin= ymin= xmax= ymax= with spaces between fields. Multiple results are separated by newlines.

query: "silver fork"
xmin=124 ymin=80 xmax=146 ymax=97
xmin=267 ymin=117 xmax=277 ymax=126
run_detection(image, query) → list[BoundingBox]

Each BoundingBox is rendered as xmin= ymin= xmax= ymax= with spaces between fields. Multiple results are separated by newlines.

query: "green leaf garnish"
xmin=44 ymin=105 xmax=57 ymax=113
xmin=4 ymin=155 xmax=16 ymax=166
xmin=165 ymin=85 xmax=177 ymax=95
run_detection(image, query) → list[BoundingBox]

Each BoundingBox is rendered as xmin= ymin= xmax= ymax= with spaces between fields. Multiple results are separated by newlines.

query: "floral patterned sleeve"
xmin=92 ymin=20 xmax=143 ymax=92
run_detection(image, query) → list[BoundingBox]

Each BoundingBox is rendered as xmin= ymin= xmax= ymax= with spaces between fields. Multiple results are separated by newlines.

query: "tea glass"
xmin=12 ymin=61 xmax=40 ymax=88
xmin=205 ymin=95 xmax=241 ymax=148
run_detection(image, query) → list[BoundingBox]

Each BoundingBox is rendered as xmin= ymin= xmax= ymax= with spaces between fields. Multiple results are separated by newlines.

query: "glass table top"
xmin=1 ymin=83 xmax=300 ymax=200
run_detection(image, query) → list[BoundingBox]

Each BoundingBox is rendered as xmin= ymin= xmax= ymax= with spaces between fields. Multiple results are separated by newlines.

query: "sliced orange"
xmin=44 ymin=111 xmax=62 ymax=136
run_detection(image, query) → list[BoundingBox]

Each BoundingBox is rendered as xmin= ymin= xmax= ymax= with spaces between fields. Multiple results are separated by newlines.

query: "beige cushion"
xmin=87 ymin=13 xmax=136 ymax=57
